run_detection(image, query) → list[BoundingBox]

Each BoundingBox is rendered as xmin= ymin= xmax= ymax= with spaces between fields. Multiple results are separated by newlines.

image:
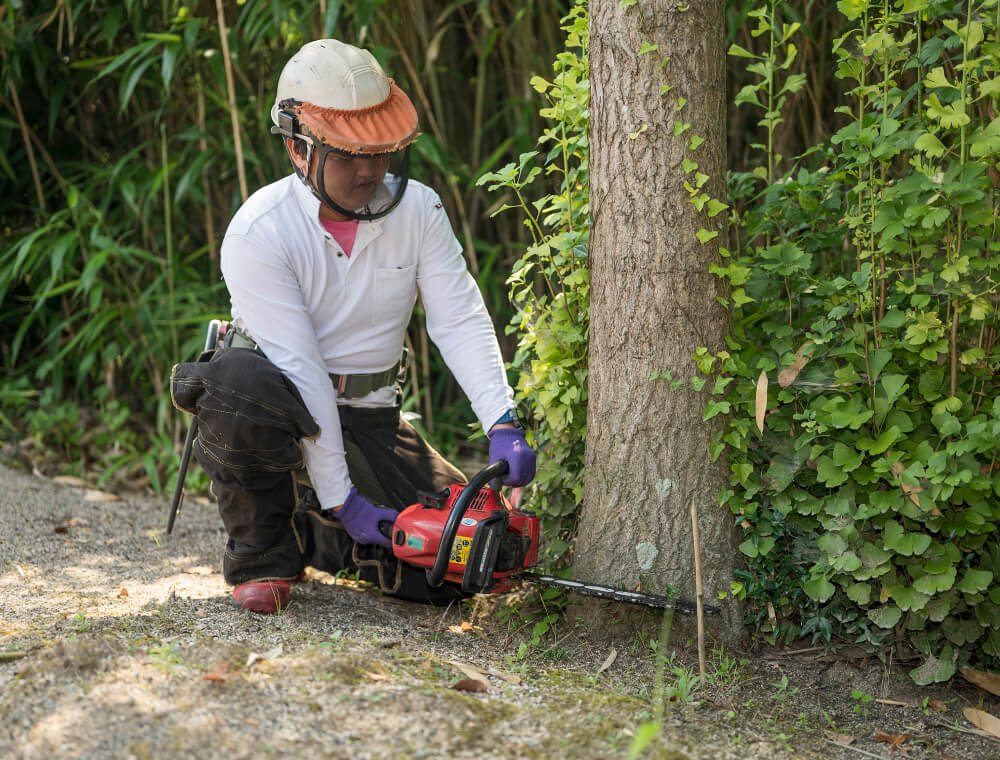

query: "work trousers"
xmin=170 ymin=346 xmax=469 ymax=605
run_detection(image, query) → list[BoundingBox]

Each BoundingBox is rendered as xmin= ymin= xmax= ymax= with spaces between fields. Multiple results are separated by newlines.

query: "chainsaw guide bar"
xmin=514 ymin=573 xmax=720 ymax=616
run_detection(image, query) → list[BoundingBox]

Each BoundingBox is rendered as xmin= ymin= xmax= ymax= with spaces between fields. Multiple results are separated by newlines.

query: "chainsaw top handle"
xmin=426 ymin=460 xmax=509 ymax=588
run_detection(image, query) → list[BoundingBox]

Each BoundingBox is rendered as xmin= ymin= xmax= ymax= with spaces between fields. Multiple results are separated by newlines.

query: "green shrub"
xmin=477 ymin=1 xmax=590 ymax=563
xmin=715 ymin=0 xmax=1000 ymax=680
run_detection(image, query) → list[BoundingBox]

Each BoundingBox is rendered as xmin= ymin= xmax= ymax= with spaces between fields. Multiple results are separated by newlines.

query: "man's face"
xmin=289 ymin=138 xmax=389 ymax=218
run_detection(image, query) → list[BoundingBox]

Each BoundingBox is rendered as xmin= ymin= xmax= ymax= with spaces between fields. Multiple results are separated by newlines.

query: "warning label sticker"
xmin=449 ymin=536 xmax=472 ymax=565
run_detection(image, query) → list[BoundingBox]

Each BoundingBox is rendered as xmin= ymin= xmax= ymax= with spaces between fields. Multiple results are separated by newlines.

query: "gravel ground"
xmin=1 ymin=463 xmax=998 ymax=760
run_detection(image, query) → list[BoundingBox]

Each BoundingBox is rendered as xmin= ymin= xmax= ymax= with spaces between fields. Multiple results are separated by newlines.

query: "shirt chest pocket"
xmin=373 ymin=264 xmax=417 ymax=323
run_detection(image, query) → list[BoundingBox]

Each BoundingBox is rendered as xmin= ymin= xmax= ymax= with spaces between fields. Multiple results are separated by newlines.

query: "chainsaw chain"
xmin=514 ymin=573 xmax=719 ymax=616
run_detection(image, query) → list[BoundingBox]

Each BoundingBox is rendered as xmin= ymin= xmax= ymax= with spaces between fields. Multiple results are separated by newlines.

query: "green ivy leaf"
xmin=706 ymin=199 xmax=728 ymax=217
xmin=696 ymin=228 xmax=719 ymax=244
xmin=925 ymin=93 xmax=971 ymax=128
xmin=883 ymin=520 xmax=932 ymax=556
xmin=909 ymin=646 xmax=957 ymax=685
xmin=888 ymin=583 xmax=932 ymax=611
xmin=925 ymin=66 xmax=957 ymax=90
xmin=728 ymin=44 xmax=758 ymax=58
xmin=913 ymin=567 xmax=956 ymax=594
xmin=832 ymin=442 xmax=863 ymax=472
xmin=957 ymin=569 xmax=994 ymax=594
xmin=818 ymin=532 xmax=848 ymax=556
xmin=868 ymin=605 xmax=902 ymax=628
xmin=703 ymin=400 xmax=730 ymax=421
xmin=803 ymin=576 xmax=836 ymax=602
xmin=846 ymin=582 xmax=871 ymax=605
xmin=837 ymin=0 xmax=866 ymax=21
xmin=816 ymin=456 xmax=849 ymax=487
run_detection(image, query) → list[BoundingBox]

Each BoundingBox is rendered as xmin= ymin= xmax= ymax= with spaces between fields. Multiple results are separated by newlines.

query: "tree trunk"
xmin=575 ymin=0 xmax=742 ymax=641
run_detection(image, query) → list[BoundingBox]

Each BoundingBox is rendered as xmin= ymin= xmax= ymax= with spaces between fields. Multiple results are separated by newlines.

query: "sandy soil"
xmin=1 ymin=463 xmax=998 ymax=760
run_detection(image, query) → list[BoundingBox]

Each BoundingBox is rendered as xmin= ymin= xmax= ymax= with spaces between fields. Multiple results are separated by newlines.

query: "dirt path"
xmin=1 ymin=464 xmax=997 ymax=760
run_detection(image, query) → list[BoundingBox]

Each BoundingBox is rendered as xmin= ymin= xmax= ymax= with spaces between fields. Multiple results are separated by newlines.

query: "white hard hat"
xmin=270 ymin=39 xmax=418 ymax=155
xmin=271 ymin=39 xmax=389 ymax=123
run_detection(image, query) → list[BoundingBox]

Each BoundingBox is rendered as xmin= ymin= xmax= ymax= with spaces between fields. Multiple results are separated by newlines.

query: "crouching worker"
xmin=170 ymin=39 xmax=535 ymax=614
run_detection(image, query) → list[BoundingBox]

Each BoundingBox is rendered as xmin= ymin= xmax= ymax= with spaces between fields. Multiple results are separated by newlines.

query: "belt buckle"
xmin=397 ymin=347 xmax=410 ymax=386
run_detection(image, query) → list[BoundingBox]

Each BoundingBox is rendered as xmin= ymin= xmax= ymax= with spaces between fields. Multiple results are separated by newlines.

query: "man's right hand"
xmin=333 ymin=488 xmax=397 ymax=549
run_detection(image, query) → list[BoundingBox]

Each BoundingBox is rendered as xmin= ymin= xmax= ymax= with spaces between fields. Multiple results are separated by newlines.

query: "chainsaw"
xmin=391 ymin=461 xmax=719 ymax=615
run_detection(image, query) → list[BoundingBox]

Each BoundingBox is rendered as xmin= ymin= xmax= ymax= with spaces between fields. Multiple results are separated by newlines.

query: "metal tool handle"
xmin=426 ymin=460 xmax=509 ymax=588
xmin=166 ymin=319 xmax=223 ymax=534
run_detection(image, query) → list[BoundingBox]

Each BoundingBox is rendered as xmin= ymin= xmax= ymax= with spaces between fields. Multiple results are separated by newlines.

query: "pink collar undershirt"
xmin=319 ymin=217 xmax=360 ymax=257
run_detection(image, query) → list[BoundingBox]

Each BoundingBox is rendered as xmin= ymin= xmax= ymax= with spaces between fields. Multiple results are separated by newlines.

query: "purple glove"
xmin=334 ymin=488 xmax=397 ymax=549
xmin=488 ymin=427 xmax=537 ymax=487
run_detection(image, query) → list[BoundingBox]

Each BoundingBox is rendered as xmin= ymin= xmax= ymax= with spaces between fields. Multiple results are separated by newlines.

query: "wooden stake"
xmin=690 ymin=499 xmax=706 ymax=678
xmin=215 ymin=0 xmax=248 ymax=203
xmin=8 ymin=79 xmax=46 ymax=212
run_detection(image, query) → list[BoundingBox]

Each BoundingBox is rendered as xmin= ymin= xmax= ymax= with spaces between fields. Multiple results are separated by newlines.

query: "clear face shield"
xmin=272 ymin=108 xmax=411 ymax=222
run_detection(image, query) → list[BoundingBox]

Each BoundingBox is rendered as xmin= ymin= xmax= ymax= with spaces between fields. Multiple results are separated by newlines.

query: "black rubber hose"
xmin=426 ymin=460 xmax=509 ymax=587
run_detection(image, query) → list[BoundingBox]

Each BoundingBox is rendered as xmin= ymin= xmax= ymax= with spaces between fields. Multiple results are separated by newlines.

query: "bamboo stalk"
xmin=215 ymin=0 xmax=248 ymax=203
xmin=196 ymin=75 xmax=218 ymax=273
xmin=161 ymin=124 xmax=180 ymax=374
xmin=690 ymin=499 xmax=706 ymax=679
xmin=950 ymin=305 xmax=959 ymax=398
xmin=8 ymin=79 xmax=46 ymax=212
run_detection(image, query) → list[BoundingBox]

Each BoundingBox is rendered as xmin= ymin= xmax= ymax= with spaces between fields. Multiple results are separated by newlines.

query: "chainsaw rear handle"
xmin=426 ymin=460 xmax=509 ymax=588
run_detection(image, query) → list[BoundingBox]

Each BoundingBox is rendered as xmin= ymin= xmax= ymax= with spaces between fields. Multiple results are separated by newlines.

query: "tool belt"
xmin=224 ymin=326 xmax=407 ymax=400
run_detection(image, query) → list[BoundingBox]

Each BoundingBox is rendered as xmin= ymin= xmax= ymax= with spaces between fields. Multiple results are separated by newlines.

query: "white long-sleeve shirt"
xmin=220 ymin=173 xmax=514 ymax=509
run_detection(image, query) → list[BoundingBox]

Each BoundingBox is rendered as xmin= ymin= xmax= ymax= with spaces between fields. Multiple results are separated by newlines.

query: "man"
xmin=170 ymin=39 xmax=535 ymax=613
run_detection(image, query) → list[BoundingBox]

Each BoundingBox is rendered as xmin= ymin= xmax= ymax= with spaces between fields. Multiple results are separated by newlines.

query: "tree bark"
xmin=575 ymin=0 xmax=742 ymax=641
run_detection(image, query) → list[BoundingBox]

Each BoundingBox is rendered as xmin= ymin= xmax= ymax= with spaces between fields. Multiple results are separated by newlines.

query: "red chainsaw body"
xmin=391 ymin=483 xmax=539 ymax=592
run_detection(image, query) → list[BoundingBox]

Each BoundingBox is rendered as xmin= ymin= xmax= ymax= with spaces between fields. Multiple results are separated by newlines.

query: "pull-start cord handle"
xmin=425 ymin=460 xmax=509 ymax=588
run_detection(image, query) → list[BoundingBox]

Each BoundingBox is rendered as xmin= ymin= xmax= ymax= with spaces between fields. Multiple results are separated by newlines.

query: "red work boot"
xmin=232 ymin=580 xmax=291 ymax=614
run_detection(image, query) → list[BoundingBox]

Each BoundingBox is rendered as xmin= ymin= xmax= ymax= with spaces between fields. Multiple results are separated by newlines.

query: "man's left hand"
xmin=487 ymin=426 xmax=536 ymax=487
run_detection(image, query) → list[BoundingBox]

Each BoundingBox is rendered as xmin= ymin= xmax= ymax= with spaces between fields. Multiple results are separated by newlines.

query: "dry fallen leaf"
xmin=447 ymin=621 xmax=476 ymax=635
xmin=963 ymin=706 xmax=1000 ymax=739
xmin=447 ymin=660 xmax=489 ymax=688
xmin=890 ymin=461 xmax=925 ymax=510
xmin=451 ymin=678 xmax=487 ymax=693
xmin=117 ymin=588 xmax=129 ymax=598
xmin=199 ymin=662 xmax=230 ymax=682
xmin=53 ymin=524 xmax=69 ymax=534
xmin=875 ymin=730 xmax=910 ymax=748
xmin=52 ymin=476 xmax=88 ymax=488
xmin=927 ymin=698 xmax=947 ymax=713
xmin=598 ymin=646 xmax=618 ymax=675
xmin=84 ymin=489 xmax=122 ymax=502
xmin=365 ymin=672 xmax=389 ymax=682
xmin=486 ymin=667 xmax=521 ymax=685
xmin=778 ymin=341 xmax=814 ymax=388
xmin=824 ymin=731 xmax=854 ymax=745
xmin=245 ymin=718 xmax=260 ymax=727
xmin=960 ymin=667 xmax=1000 ymax=697
xmin=755 ymin=370 xmax=768 ymax=433
xmin=246 ymin=645 xmax=283 ymax=668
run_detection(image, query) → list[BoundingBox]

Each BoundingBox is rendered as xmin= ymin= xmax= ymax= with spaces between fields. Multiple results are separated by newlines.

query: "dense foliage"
xmin=478 ymin=1 xmax=590 ymax=562
xmin=713 ymin=0 xmax=1000 ymax=679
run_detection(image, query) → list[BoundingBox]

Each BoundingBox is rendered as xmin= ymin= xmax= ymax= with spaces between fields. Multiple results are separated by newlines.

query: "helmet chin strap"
xmin=305 ymin=144 xmax=410 ymax=222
